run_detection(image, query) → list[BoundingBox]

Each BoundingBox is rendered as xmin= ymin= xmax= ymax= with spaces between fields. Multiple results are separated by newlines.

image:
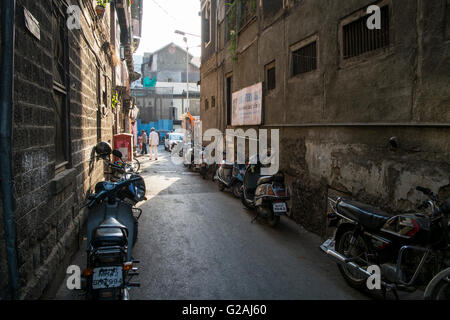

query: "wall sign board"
xmin=231 ymin=82 xmax=263 ymax=126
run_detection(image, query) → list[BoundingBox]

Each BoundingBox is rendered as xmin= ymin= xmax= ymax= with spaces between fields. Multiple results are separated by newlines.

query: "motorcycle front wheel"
xmin=131 ymin=158 xmax=140 ymax=172
xmin=241 ymin=192 xmax=254 ymax=210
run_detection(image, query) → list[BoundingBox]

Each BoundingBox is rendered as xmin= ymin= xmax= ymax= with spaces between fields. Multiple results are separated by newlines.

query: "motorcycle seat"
xmin=337 ymin=199 xmax=391 ymax=231
xmin=93 ymin=218 xmax=128 ymax=247
xmin=257 ymin=174 xmax=284 ymax=186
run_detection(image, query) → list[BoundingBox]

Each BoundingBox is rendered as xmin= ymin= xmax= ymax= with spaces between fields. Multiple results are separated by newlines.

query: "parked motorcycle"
xmin=214 ymin=161 xmax=246 ymax=198
xmin=320 ymin=186 xmax=450 ymax=300
xmin=95 ymin=142 xmax=140 ymax=182
xmin=81 ymin=175 xmax=146 ymax=300
xmin=241 ymin=159 xmax=290 ymax=228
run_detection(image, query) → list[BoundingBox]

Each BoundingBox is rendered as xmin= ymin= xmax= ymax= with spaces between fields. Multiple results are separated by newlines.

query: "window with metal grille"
xmin=225 ymin=1 xmax=236 ymax=43
xmin=343 ymin=5 xmax=390 ymax=59
xmin=52 ymin=2 xmax=70 ymax=171
xmin=265 ymin=62 xmax=276 ymax=91
xmin=291 ymin=41 xmax=317 ymax=76
xmin=202 ymin=1 xmax=212 ymax=45
xmin=211 ymin=96 xmax=216 ymax=108
xmin=239 ymin=0 xmax=257 ymax=29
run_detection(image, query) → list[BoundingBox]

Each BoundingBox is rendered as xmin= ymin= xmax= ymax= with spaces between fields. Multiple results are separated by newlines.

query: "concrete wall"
xmin=200 ymin=0 xmax=450 ymax=235
xmin=0 ymin=0 xmax=120 ymax=299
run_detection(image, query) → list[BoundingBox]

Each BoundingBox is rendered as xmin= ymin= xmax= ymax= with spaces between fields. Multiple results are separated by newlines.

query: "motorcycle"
xmin=214 ymin=161 xmax=246 ymax=198
xmin=81 ymin=175 xmax=146 ymax=300
xmin=320 ymin=186 xmax=450 ymax=300
xmin=241 ymin=159 xmax=290 ymax=228
xmin=95 ymin=142 xmax=140 ymax=182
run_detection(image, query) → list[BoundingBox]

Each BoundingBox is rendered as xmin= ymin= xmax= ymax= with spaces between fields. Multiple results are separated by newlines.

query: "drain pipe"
xmin=0 ymin=0 xmax=19 ymax=299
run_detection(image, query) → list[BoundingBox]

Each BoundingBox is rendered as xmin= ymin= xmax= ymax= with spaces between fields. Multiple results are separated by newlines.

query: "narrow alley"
xmin=55 ymin=147 xmax=366 ymax=300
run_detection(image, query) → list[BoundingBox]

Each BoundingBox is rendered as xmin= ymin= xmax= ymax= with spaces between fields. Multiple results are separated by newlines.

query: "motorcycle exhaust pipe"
xmin=326 ymin=249 xmax=372 ymax=278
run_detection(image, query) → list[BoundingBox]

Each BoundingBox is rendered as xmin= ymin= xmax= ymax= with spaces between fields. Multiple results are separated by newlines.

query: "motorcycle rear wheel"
xmin=336 ymin=230 xmax=370 ymax=290
xmin=232 ymin=182 xmax=243 ymax=198
xmin=267 ymin=212 xmax=280 ymax=228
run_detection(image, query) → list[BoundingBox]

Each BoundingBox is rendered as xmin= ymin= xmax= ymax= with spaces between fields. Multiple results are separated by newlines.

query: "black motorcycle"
xmin=95 ymin=142 xmax=140 ymax=182
xmin=320 ymin=186 xmax=450 ymax=300
xmin=81 ymin=175 xmax=146 ymax=300
xmin=241 ymin=160 xmax=290 ymax=228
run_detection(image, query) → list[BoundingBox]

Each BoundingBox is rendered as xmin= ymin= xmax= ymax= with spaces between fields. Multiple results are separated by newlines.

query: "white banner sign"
xmin=231 ymin=82 xmax=263 ymax=126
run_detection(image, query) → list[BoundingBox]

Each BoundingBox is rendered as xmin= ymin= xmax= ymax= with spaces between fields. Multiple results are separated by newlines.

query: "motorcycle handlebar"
xmin=416 ymin=186 xmax=432 ymax=196
xmin=87 ymin=177 xmax=143 ymax=209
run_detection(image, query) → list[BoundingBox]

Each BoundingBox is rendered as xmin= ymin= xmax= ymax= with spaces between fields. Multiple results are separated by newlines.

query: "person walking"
xmin=141 ymin=130 xmax=148 ymax=155
xmin=138 ymin=133 xmax=143 ymax=154
xmin=149 ymin=128 xmax=159 ymax=160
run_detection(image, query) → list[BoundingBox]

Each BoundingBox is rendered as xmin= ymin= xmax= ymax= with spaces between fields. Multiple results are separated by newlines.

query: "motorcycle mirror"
xmin=112 ymin=150 xmax=123 ymax=159
xmin=389 ymin=136 xmax=399 ymax=149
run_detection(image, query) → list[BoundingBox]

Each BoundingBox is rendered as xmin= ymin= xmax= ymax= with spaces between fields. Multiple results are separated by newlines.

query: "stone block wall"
xmin=0 ymin=0 xmax=117 ymax=299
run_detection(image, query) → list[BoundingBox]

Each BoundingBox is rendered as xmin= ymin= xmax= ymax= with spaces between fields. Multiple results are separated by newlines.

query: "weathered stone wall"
xmin=0 ymin=0 xmax=8 ymax=301
xmin=3 ymin=0 xmax=116 ymax=299
xmin=201 ymin=0 xmax=450 ymax=235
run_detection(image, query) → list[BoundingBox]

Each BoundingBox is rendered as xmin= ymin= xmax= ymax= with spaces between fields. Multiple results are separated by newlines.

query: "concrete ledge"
xmin=50 ymin=168 xmax=76 ymax=195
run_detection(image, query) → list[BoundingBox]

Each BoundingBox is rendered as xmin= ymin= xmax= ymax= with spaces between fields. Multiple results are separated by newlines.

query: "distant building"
xmin=132 ymin=43 xmax=201 ymax=126
xmin=141 ymin=42 xmax=200 ymax=83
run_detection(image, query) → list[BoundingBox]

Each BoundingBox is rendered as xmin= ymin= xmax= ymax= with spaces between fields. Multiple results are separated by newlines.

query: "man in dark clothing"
xmin=141 ymin=130 xmax=148 ymax=154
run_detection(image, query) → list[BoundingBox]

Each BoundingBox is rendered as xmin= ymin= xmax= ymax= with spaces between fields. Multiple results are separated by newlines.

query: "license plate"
xmin=92 ymin=266 xmax=123 ymax=289
xmin=273 ymin=202 xmax=287 ymax=214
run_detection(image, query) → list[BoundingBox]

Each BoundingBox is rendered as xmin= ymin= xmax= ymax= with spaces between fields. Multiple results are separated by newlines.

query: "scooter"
xmin=214 ymin=161 xmax=246 ymax=198
xmin=320 ymin=186 xmax=450 ymax=300
xmin=81 ymin=175 xmax=146 ymax=300
xmin=241 ymin=160 xmax=290 ymax=228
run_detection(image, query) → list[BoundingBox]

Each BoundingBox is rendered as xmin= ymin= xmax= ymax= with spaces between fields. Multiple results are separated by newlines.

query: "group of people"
xmin=138 ymin=128 xmax=159 ymax=160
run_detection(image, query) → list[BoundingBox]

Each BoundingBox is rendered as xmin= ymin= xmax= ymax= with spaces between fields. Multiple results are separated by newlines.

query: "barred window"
xmin=343 ymin=5 xmax=390 ymax=59
xmin=291 ymin=41 xmax=317 ymax=76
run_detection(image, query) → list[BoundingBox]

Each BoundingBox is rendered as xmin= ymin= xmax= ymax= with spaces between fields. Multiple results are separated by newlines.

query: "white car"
xmin=165 ymin=132 xmax=184 ymax=152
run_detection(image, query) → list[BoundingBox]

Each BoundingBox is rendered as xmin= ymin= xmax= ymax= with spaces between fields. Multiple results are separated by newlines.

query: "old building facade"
xmin=0 ymin=0 xmax=142 ymax=299
xmin=200 ymin=0 xmax=450 ymax=235
xmin=132 ymin=43 xmax=201 ymax=124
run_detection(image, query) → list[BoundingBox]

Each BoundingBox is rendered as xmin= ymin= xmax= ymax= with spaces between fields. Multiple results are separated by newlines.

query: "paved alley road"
xmin=56 ymin=146 xmax=367 ymax=300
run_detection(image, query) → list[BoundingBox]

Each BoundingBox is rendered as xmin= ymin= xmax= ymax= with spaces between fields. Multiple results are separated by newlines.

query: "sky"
xmin=135 ymin=0 xmax=202 ymax=58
